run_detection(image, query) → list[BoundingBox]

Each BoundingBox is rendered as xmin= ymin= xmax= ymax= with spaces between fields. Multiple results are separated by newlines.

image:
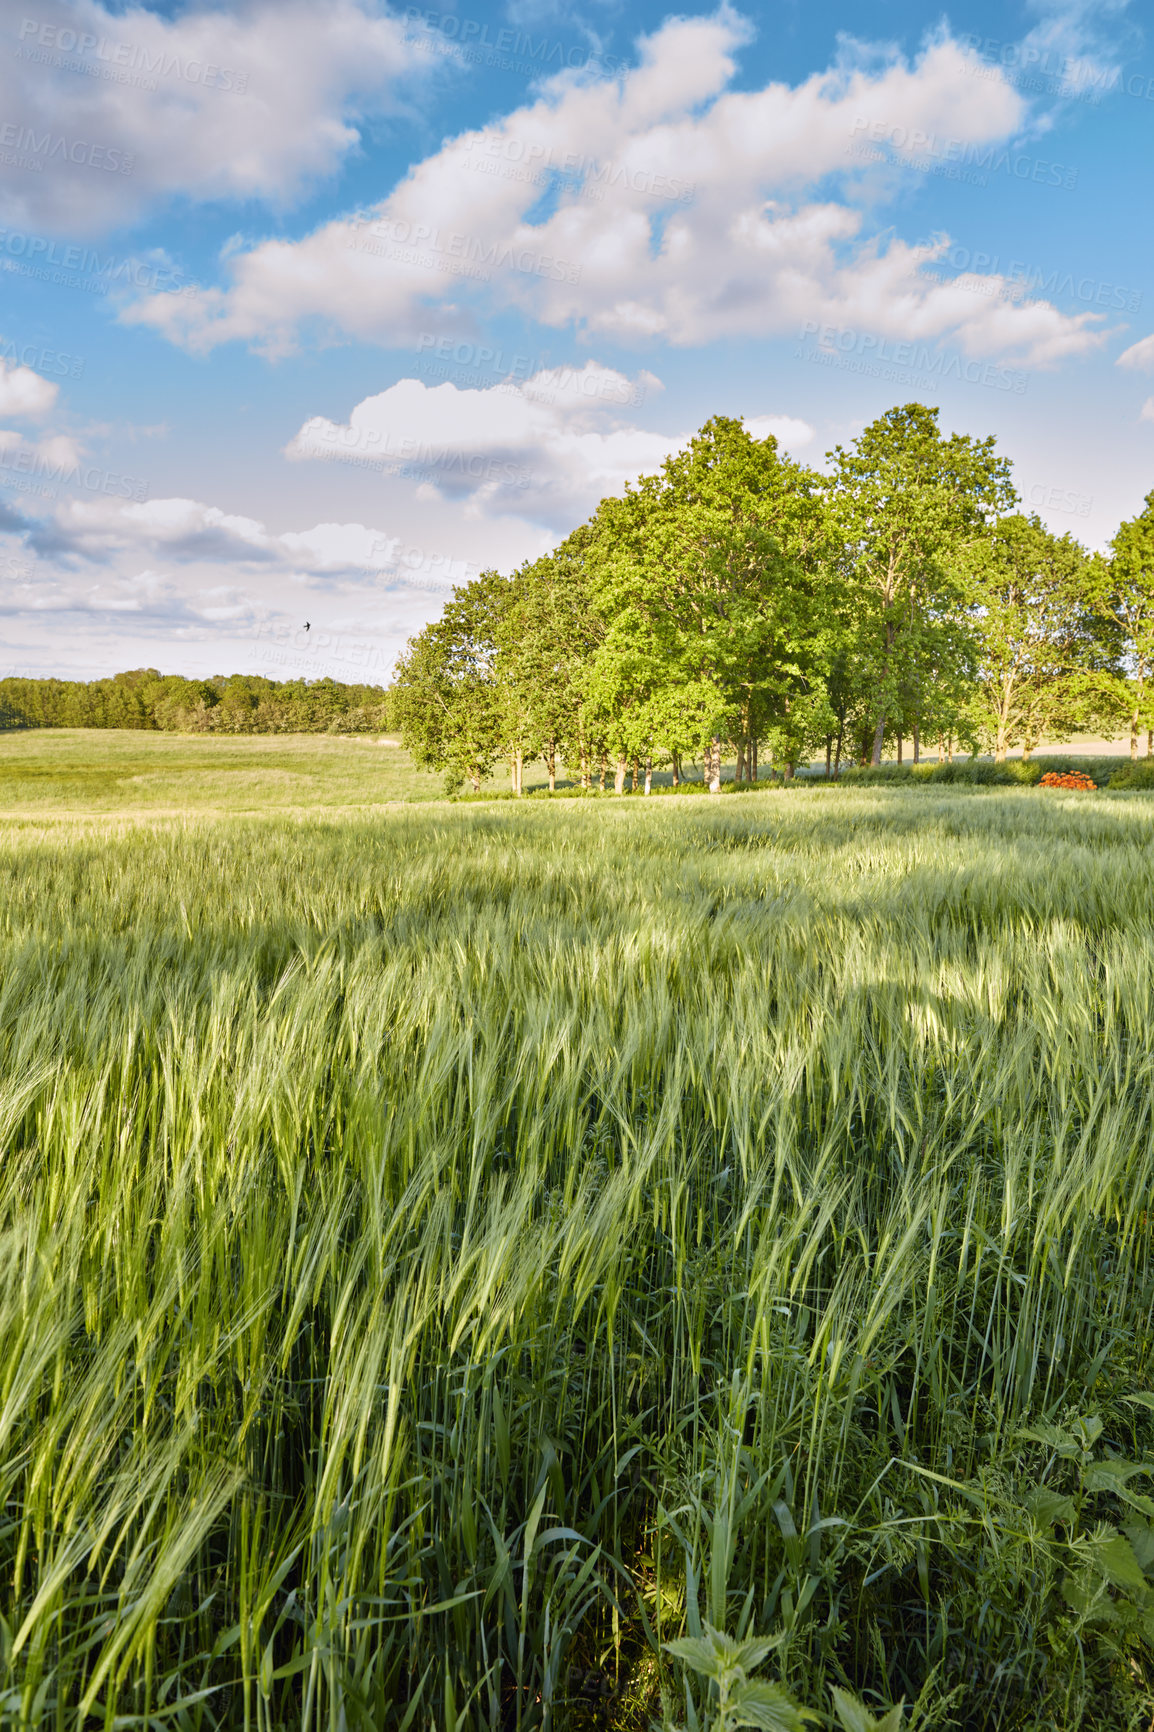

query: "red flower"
xmin=1037 ymin=771 xmax=1096 ymax=790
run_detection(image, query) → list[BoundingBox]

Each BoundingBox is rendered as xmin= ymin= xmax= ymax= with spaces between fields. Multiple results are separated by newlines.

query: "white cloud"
xmin=1118 ymin=334 xmax=1154 ymax=370
xmin=1014 ymin=0 xmax=1135 ymax=110
xmin=0 ymin=358 xmax=59 ymax=417
xmin=0 ymin=0 xmax=424 ymax=233
xmin=41 ymin=493 xmax=384 ymax=570
xmin=1 ymin=374 xmax=811 ymax=661
xmin=283 ymin=363 xmax=811 ymax=526
xmin=0 ymin=428 xmax=83 ymax=475
xmin=278 ymin=521 xmax=394 ymax=572
xmin=0 ymin=491 xmax=485 ymax=677
xmin=745 ymin=414 xmax=815 ymax=447
xmin=28 ymin=491 xmax=499 ymax=594
xmin=125 ymin=15 xmax=1102 ymax=367
xmin=1140 ymin=398 xmax=1154 ymax=423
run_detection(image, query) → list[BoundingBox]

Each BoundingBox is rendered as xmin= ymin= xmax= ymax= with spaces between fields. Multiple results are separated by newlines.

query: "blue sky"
xmin=0 ymin=0 xmax=1151 ymax=681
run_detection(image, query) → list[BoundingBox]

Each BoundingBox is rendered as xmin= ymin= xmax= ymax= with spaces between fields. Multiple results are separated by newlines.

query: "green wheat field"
xmin=6 ymin=732 xmax=1154 ymax=1730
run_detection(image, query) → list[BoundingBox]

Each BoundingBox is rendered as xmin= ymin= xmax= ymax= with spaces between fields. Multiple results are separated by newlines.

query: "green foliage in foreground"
xmin=7 ymin=789 xmax=1154 ymax=1727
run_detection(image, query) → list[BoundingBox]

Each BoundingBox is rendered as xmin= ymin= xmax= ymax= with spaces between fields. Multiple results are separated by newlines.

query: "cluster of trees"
xmin=391 ymin=405 xmax=1154 ymax=791
xmin=0 ymin=670 xmax=390 ymax=734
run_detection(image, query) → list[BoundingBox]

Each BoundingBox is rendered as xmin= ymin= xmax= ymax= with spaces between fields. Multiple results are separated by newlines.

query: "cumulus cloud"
xmin=0 ymin=385 xmax=809 ymax=659
xmin=283 ymin=364 xmax=813 ymax=526
xmin=745 ymin=415 xmax=815 ymax=447
xmin=21 ymin=491 xmax=500 ymax=601
xmin=0 ymin=0 xmax=425 ymax=233
xmin=1118 ymin=334 xmax=1154 ymax=370
xmin=0 ymin=491 xmax=485 ymax=676
xmin=124 ymin=14 xmax=1103 ymax=367
xmin=0 ymin=358 xmax=60 ymax=417
xmin=0 ymin=428 xmax=84 ymax=484
xmin=1140 ymin=398 xmax=1154 ymax=423
xmin=39 ymin=493 xmax=376 ymax=571
xmin=43 ymin=495 xmax=275 ymax=562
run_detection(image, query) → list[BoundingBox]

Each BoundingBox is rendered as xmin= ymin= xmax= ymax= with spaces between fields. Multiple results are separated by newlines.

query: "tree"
xmin=826 ymin=404 xmax=1016 ymax=764
xmin=0 ymin=672 xmax=388 ymax=735
xmin=965 ymin=513 xmax=1109 ymax=759
xmin=587 ymin=417 xmax=832 ymax=791
xmin=391 ymin=579 xmax=503 ymax=791
xmin=379 ymin=407 xmax=1154 ymax=788
xmin=1087 ymin=490 xmax=1154 ymax=758
xmin=490 ymin=546 xmax=604 ymax=792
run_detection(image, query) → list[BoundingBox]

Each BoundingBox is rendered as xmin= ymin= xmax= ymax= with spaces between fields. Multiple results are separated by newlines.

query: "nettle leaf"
xmin=1073 ymin=1416 xmax=1106 ymax=1451
xmin=1083 ymin=1457 xmax=1153 ymax=1496
xmin=726 ymin=1678 xmax=817 ymax=1730
xmin=1019 ymin=1422 xmax=1080 ymax=1458
xmin=1123 ymin=1519 xmax=1154 ymax=1575
xmin=1025 ymin=1486 xmax=1076 ymax=1528
xmin=1089 ymin=1532 xmax=1149 ymax=1594
xmin=732 ymin=1636 xmax=780 ymax=1675
xmin=830 ymin=1685 xmax=905 ymax=1732
xmin=665 ymin=1635 xmax=723 ymax=1680
xmin=1063 ymin=1568 xmax=1119 ymax=1624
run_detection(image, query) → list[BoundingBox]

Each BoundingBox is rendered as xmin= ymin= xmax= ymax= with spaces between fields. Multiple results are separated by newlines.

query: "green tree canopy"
xmin=826 ymin=403 xmax=1016 ymax=764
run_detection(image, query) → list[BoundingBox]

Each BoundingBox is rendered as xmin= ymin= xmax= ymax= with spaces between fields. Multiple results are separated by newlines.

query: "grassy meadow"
xmin=0 ymin=728 xmax=441 ymax=815
xmin=6 ymin=732 xmax=1154 ymax=1728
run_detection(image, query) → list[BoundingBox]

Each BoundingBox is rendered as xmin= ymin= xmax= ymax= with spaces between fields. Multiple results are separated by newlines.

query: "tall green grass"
xmin=3 ymin=788 xmax=1154 ymax=1728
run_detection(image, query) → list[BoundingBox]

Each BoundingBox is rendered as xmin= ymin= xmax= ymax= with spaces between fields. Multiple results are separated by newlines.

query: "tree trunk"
xmin=947 ymin=734 xmax=954 ymax=764
xmin=825 ymin=738 xmax=832 ymax=779
xmin=896 ymin=732 xmax=903 ymax=766
xmin=751 ymin=739 xmax=757 ymax=781
xmin=708 ymin=735 xmax=721 ymax=794
xmin=871 ymin=709 xmax=886 ymax=766
xmin=548 ymin=737 xmax=556 ymax=790
xmin=631 ymin=757 xmax=638 ymax=792
xmin=1132 ymin=711 xmax=1139 ymax=760
xmin=644 ymin=756 xmax=652 ymax=795
xmin=995 ymin=723 xmax=1007 ymax=763
xmin=580 ymin=743 xmax=589 ymax=790
xmin=672 ymin=750 xmax=680 ymax=787
xmin=1022 ymin=742 xmax=1032 ymax=763
xmin=834 ymin=727 xmax=843 ymax=779
xmin=471 ymin=772 xmax=480 ymax=793
xmin=735 ymin=741 xmax=746 ymax=783
xmin=510 ymin=753 xmax=517 ymax=792
xmin=912 ymin=722 xmax=919 ymax=765
xmin=515 ymin=748 xmax=523 ymax=795
xmin=614 ymin=754 xmax=627 ymax=795
xmin=1148 ymin=730 xmax=1153 ymax=760
xmin=783 ymin=761 xmax=794 ymax=781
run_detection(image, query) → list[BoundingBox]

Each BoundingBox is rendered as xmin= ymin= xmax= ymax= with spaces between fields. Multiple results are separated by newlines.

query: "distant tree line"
xmin=390 ymin=404 xmax=1154 ymax=791
xmin=0 ymin=669 xmax=390 ymax=734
